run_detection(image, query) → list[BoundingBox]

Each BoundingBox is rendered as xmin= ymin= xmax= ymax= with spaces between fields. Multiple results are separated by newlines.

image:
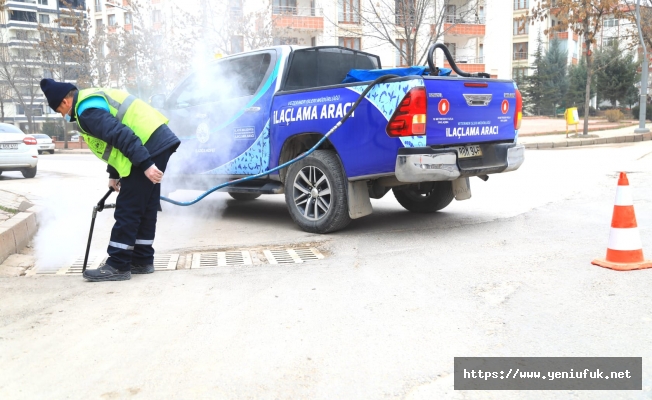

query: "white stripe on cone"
xmin=614 ymin=185 xmax=633 ymax=206
xmin=607 ymin=227 xmax=644 ymax=251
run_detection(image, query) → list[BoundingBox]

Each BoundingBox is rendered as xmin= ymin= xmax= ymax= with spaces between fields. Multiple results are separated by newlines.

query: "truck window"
xmin=170 ymin=52 xmax=273 ymax=109
xmin=284 ymin=47 xmax=380 ymax=91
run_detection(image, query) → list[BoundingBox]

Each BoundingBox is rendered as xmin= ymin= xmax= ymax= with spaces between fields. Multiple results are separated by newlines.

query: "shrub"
xmin=631 ymin=104 xmax=652 ymax=121
xmin=41 ymin=121 xmax=64 ymax=140
xmin=605 ymin=109 xmax=624 ymax=122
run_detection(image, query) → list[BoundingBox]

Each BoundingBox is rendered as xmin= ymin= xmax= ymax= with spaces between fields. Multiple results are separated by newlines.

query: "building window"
xmin=396 ymin=0 xmax=416 ymax=26
xmin=125 ymin=13 xmax=132 ymax=25
xmin=514 ymin=0 xmax=529 ymax=10
xmin=443 ymin=42 xmax=457 ymax=61
xmin=513 ymin=42 xmax=528 ymax=60
xmin=338 ymin=0 xmax=360 ymax=23
xmin=94 ymin=0 xmax=102 ymax=11
xmin=39 ymin=0 xmax=48 ymax=5
xmin=38 ymin=14 xmax=50 ymax=24
xmin=152 ymin=10 xmax=162 ymax=23
xmin=9 ymin=11 xmax=37 ymax=23
xmin=229 ymin=0 xmax=243 ymax=17
xmin=339 ymin=37 xmax=360 ymax=50
xmin=231 ymin=35 xmax=244 ymax=54
xmin=273 ymin=0 xmax=297 ymax=14
xmin=513 ymin=67 xmax=528 ymax=80
xmin=513 ymin=20 xmax=529 ymax=35
xmin=96 ymin=19 xmax=103 ymax=32
xmin=445 ymin=4 xmax=456 ymax=23
xmin=603 ymin=37 xmax=618 ymax=47
xmin=108 ymin=14 xmax=116 ymax=26
xmin=603 ymin=18 xmax=619 ymax=28
xmin=396 ymin=39 xmax=408 ymax=67
xmin=273 ymin=37 xmax=299 ymax=45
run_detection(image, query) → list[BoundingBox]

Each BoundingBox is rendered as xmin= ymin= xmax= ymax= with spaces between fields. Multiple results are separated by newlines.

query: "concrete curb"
xmin=521 ymin=132 xmax=652 ymax=150
xmin=518 ymin=122 xmax=638 ymax=137
xmin=0 ymin=206 xmax=42 ymax=264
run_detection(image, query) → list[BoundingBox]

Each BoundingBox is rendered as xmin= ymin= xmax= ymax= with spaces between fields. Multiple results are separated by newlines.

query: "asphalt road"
xmin=1 ymin=143 xmax=651 ymax=399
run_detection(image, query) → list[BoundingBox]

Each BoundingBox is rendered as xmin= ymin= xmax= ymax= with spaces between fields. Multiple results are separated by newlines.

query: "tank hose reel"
xmin=427 ymin=43 xmax=491 ymax=79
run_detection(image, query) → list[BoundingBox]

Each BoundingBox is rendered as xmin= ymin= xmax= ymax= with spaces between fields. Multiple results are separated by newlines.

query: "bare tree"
xmin=0 ymin=28 xmax=43 ymax=132
xmin=330 ymin=0 xmax=478 ymax=66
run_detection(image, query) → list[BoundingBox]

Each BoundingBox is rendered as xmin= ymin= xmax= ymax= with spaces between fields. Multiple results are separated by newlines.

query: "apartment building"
xmin=229 ymin=0 xmax=513 ymax=78
xmin=0 ymin=0 xmax=86 ymax=131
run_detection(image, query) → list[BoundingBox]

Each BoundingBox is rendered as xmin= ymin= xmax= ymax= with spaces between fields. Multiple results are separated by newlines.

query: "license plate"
xmin=40 ymin=146 xmax=49 ymax=149
xmin=454 ymin=145 xmax=482 ymax=158
xmin=0 ymin=144 xmax=18 ymax=150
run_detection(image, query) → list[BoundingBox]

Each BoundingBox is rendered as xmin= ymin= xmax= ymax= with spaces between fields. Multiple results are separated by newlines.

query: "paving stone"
xmin=537 ymin=143 xmax=553 ymax=149
xmin=567 ymin=141 xmax=581 ymax=147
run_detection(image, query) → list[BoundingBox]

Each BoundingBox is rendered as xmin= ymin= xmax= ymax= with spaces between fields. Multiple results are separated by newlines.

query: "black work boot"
xmin=130 ymin=263 xmax=155 ymax=274
xmin=83 ymin=263 xmax=131 ymax=282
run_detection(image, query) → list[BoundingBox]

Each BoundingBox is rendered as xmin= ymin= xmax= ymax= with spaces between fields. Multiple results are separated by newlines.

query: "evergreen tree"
xmin=594 ymin=44 xmax=639 ymax=108
xmin=542 ymin=38 xmax=568 ymax=116
xmin=566 ymin=58 xmax=596 ymax=116
xmin=522 ymin=32 xmax=548 ymax=116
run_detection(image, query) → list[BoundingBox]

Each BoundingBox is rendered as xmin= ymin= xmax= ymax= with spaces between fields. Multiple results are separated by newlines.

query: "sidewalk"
xmin=517 ymin=123 xmax=652 ymax=149
xmin=0 ymin=190 xmax=39 ymax=266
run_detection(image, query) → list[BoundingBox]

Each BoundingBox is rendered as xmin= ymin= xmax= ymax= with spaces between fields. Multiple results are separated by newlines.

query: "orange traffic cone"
xmin=592 ymin=172 xmax=652 ymax=271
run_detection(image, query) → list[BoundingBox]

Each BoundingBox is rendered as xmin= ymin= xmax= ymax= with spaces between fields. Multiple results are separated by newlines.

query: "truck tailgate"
xmin=424 ymin=77 xmax=517 ymax=146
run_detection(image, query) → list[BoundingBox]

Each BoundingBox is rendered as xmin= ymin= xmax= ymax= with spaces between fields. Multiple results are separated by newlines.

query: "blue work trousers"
xmin=106 ymin=148 xmax=173 ymax=271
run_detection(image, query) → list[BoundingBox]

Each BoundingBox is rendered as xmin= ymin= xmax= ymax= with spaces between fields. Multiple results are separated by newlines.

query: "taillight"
xmin=386 ymin=87 xmax=427 ymax=137
xmin=514 ymin=89 xmax=522 ymax=130
xmin=23 ymin=136 xmax=37 ymax=145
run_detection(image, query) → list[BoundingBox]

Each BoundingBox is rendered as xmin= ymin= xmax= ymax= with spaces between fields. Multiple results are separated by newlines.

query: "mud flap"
xmin=348 ymin=181 xmax=373 ymax=219
xmin=452 ymin=177 xmax=471 ymax=201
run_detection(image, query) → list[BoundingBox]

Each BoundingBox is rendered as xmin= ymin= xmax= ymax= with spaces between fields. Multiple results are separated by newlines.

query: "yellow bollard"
xmin=564 ymin=107 xmax=580 ymax=138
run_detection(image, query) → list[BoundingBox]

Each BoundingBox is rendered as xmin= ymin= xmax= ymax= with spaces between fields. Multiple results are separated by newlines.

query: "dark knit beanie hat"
xmin=40 ymin=79 xmax=77 ymax=111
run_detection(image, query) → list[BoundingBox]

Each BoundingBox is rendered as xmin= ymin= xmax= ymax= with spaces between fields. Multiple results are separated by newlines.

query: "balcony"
xmin=442 ymin=15 xmax=486 ymax=36
xmin=272 ymin=7 xmax=324 ymax=31
xmin=549 ymin=31 xmax=579 ymax=41
xmin=444 ymin=56 xmax=485 ymax=73
xmin=513 ymin=52 xmax=528 ymax=61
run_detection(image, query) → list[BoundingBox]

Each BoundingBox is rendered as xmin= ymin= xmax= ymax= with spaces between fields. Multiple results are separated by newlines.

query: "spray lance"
xmin=82 ymin=74 xmax=398 ymax=270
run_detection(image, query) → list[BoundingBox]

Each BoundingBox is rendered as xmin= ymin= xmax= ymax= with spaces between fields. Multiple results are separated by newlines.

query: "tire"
xmin=49 ymin=150 xmax=55 ymax=154
xmin=21 ymin=166 xmax=37 ymax=179
xmin=393 ymin=181 xmax=454 ymax=213
xmin=38 ymin=150 xmax=43 ymax=155
xmin=284 ymin=150 xmax=350 ymax=234
xmin=228 ymin=192 xmax=261 ymax=201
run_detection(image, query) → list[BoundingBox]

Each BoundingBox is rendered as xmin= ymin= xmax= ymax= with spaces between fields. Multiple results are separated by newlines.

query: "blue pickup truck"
xmin=152 ymin=45 xmax=524 ymax=233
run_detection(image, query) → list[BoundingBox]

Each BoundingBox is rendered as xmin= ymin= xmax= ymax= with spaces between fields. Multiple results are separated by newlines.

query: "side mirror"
xmin=149 ymin=94 xmax=166 ymax=109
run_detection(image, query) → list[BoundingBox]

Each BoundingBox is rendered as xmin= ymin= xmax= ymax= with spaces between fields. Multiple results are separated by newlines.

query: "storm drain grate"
xmin=190 ymin=251 xmax=253 ymax=269
xmin=54 ymin=254 xmax=179 ymax=275
xmin=263 ymin=248 xmax=324 ymax=264
xmin=154 ymin=254 xmax=180 ymax=271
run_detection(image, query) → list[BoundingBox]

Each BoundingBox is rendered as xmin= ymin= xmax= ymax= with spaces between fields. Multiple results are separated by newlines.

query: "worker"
xmin=40 ymin=79 xmax=180 ymax=282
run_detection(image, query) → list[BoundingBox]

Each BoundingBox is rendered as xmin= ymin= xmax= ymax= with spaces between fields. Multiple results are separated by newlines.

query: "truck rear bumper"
xmin=395 ymin=143 xmax=524 ymax=183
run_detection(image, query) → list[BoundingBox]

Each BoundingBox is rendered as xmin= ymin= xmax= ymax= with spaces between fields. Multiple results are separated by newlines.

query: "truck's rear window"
xmin=284 ymin=47 xmax=380 ymax=91
xmin=172 ymin=53 xmax=272 ymax=108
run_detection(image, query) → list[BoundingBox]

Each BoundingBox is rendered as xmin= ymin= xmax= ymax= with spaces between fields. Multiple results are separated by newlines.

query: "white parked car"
xmin=0 ymin=123 xmax=38 ymax=178
xmin=70 ymin=134 xmax=79 ymax=142
xmin=32 ymin=133 xmax=55 ymax=154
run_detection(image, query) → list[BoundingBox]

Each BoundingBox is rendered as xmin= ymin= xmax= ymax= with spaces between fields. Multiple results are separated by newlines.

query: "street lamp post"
xmin=105 ymin=2 xmax=142 ymax=99
xmin=635 ymin=0 xmax=650 ymax=133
